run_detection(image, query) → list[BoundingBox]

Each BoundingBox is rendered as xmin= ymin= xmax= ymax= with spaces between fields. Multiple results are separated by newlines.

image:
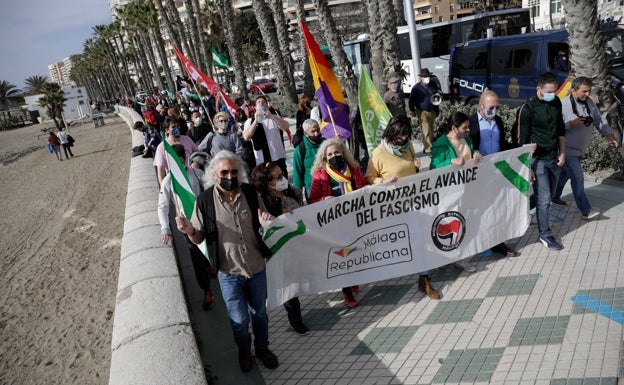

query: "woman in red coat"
xmin=308 ymin=138 xmax=367 ymax=307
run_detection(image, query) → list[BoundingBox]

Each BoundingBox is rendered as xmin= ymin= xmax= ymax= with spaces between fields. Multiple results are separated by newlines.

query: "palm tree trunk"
xmin=216 ymin=0 xmax=247 ymax=98
xmin=152 ymin=0 xmax=184 ymax=71
xmin=295 ymin=0 xmax=314 ymax=99
xmin=313 ymin=0 xmax=358 ymax=108
xmin=379 ymin=0 xmax=402 ymax=81
xmin=363 ymin=0 xmax=385 ymax=93
xmin=192 ymin=0 xmax=212 ymax=74
xmin=268 ymin=0 xmax=296 ymax=97
xmin=145 ymin=34 xmax=165 ymax=92
xmin=251 ymin=0 xmax=298 ymax=104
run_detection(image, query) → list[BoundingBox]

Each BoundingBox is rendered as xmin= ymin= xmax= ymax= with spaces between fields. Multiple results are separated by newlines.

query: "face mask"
xmin=194 ymin=117 xmax=202 ymax=125
xmin=456 ymin=131 xmax=467 ymax=139
xmin=199 ymin=109 xmax=204 ymax=114
xmin=172 ymin=128 xmax=181 ymax=137
xmin=483 ymin=107 xmax=496 ymax=119
xmin=422 ymin=77 xmax=430 ymax=85
xmin=392 ymin=84 xmax=400 ymax=92
xmin=308 ymin=135 xmax=323 ymax=145
xmin=217 ymin=121 xmax=228 ymax=133
xmin=219 ymin=177 xmax=238 ymax=191
xmin=273 ymin=177 xmax=289 ymax=192
xmin=393 ymin=137 xmax=408 ymax=147
xmin=328 ymin=155 xmax=345 ymax=170
xmin=542 ymin=92 xmax=556 ymax=102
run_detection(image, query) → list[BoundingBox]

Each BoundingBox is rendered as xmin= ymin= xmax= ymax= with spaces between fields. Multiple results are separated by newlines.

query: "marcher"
xmin=408 ymin=68 xmax=441 ymax=154
xmin=206 ymin=112 xmax=245 ymax=159
xmin=552 ymin=76 xmax=621 ymax=220
xmin=431 ymin=112 xmax=483 ymax=273
xmin=468 ymin=90 xmax=520 ymax=257
xmin=242 ymin=96 xmax=291 ymax=179
xmin=293 ymin=96 xmax=312 ymax=148
xmin=292 ymin=119 xmax=324 ymax=201
xmin=57 ymin=127 xmax=74 ymax=159
xmin=133 ymin=121 xmax=161 ymax=158
xmin=519 ymin=72 xmax=566 ymax=251
xmin=364 ymin=114 xmax=440 ymax=299
xmin=158 ymin=144 xmax=214 ymax=310
xmin=309 ymin=138 xmax=366 ymax=308
xmin=187 ymin=110 xmax=212 ymax=146
xmin=48 ymin=132 xmax=62 ymax=161
xmin=153 ymin=116 xmax=198 ymax=186
xmin=176 ymin=151 xmax=279 ymax=373
xmin=383 ymin=75 xmax=406 ymax=117
xmin=251 ymin=162 xmax=310 ymax=335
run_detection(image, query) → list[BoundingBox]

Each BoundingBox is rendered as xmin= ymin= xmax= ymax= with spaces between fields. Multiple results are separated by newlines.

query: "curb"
xmin=108 ymin=106 xmax=207 ymax=385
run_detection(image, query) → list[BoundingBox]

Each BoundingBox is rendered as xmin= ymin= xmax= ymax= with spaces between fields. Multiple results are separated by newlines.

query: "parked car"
xmin=277 ymin=75 xmax=304 ymax=95
xmin=135 ymin=90 xmax=148 ymax=99
xmin=250 ymin=78 xmax=277 ymax=94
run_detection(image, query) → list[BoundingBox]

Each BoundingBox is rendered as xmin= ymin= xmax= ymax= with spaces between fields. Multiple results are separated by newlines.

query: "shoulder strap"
xmin=298 ymin=140 xmax=306 ymax=160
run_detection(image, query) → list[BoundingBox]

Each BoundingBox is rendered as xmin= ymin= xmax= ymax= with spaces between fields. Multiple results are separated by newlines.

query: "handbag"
xmin=67 ymin=135 xmax=75 ymax=147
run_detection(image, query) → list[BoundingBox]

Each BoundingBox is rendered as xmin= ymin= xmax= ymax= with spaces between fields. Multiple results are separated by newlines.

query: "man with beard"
xmin=203 ymin=111 xmax=245 ymax=159
xmin=175 ymin=151 xmax=279 ymax=373
xmin=551 ymin=76 xmax=620 ymax=220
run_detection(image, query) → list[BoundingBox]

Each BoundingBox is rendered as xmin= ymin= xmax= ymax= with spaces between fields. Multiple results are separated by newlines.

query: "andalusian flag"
xmin=357 ymin=65 xmax=392 ymax=155
xmin=300 ymin=20 xmax=351 ymax=140
xmin=174 ymin=46 xmax=220 ymax=96
xmin=163 ymin=139 xmax=211 ymax=264
xmin=212 ymin=48 xmax=230 ymax=70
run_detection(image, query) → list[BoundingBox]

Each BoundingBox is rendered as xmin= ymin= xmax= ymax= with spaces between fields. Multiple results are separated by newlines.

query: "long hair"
xmin=250 ymin=161 xmax=279 ymax=195
xmin=202 ymin=150 xmax=249 ymax=189
xmin=444 ymin=111 xmax=470 ymax=134
xmin=310 ymin=138 xmax=359 ymax=174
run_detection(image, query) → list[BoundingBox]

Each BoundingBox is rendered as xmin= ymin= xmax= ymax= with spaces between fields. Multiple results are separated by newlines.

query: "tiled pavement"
xmin=182 ymin=137 xmax=624 ymax=385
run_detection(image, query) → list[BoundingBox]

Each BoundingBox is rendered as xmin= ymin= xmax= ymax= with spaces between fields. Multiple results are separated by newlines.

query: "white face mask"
xmin=217 ymin=121 xmax=228 ymax=132
xmin=422 ymin=77 xmax=430 ymax=85
xmin=273 ymin=176 xmax=289 ymax=192
xmin=194 ymin=117 xmax=202 ymax=125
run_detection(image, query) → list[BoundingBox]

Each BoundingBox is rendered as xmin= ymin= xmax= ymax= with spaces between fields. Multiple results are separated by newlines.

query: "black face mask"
xmin=393 ymin=138 xmax=408 ymax=146
xmin=308 ymin=135 xmax=323 ymax=145
xmin=220 ymin=177 xmax=238 ymax=191
xmin=328 ymin=155 xmax=345 ymax=170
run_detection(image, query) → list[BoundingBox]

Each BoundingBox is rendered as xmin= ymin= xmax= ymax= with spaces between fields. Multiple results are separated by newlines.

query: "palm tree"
xmin=251 ymin=0 xmax=298 ymax=103
xmin=214 ymin=0 xmax=248 ymax=96
xmin=362 ymin=0 xmax=385 ymax=92
xmin=562 ymin=0 xmax=622 ymax=138
xmin=0 ymin=81 xmax=22 ymax=107
xmin=23 ymin=75 xmax=50 ymax=95
xmin=38 ymin=83 xmax=67 ymax=129
xmin=295 ymin=0 xmax=314 ymax=98
xmin=268 ymin=0 xmax=296 ymax=97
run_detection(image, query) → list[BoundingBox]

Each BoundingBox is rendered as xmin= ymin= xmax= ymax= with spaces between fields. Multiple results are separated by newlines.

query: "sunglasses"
xmin=218 ymin=168 xmax=239 ymax=178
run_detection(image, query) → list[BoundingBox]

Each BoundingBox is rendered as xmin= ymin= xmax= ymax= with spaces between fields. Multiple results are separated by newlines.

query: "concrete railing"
xmin=108 ymin=106 xmax=207 ymax=385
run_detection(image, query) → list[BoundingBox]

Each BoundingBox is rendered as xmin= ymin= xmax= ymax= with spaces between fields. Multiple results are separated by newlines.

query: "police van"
xmin=448 ymin=25 xmax=624 ymax=115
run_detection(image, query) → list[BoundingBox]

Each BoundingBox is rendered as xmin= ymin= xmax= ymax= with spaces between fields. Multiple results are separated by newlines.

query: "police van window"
xmin=398 ymin=34 xmax=411 ymax=60
xmin=492 ymin=43 xmax=537 ymax=75
xmin=549 ymin=43 xmax=570 ymax=72
xmin=454 ymin=46 xmax=488 ymax=74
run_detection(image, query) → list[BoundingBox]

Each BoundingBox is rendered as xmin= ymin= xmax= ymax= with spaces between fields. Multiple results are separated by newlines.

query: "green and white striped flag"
xmin=212 ymin=48 xmax=229 ymax=69
xmin=163 ymin=140 xmax=211 ymax=264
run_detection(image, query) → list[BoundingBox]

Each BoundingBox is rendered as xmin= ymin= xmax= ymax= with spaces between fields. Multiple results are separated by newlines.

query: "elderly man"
xmin=383 ymin=75 xmax=406 ymax=118
xmin=176 ymin=150 xmax=279 ymax=373
xmin=293 ymin=119 xmax=324 ymax=201
xmin=408 ymin=68 xmax=441 ymax=154
xmin=468 ymin=90 xmax=520 ymax=258
xmin=551 ymin=76 xmax=621 ymax=220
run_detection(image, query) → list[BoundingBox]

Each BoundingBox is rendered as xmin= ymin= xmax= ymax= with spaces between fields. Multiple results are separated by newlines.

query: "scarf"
xmin=382 ymin=139 xmax=410 ymax=157
xmin=325 ymin=163 xmax=353 ymax=195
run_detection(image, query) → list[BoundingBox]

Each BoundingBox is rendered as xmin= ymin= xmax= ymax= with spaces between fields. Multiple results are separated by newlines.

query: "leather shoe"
xmin=255 ymin=347 xmax=279 ymax=369
xmin=238 ymin=348 xmax=253 ymax=372
xmin=418 ymin=275 xmax=440 ymax=300
xmin=492 ymin=243 xmax=519 ymax=257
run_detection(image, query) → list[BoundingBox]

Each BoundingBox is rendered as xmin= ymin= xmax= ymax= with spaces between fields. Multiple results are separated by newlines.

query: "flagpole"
xmin=185 ymin=74 xmax=216 ymax=129
xmin=325 ymin=105 xmax=340 ymax=139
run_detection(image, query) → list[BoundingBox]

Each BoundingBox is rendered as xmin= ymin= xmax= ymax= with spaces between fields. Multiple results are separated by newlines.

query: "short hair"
xmin=310 ymin=138 xmax=359 ymax=174
xmin=202 ymin=150 xmax=249 ymax=189
xmin=382 ymin=114 xmax=413 ymax=142
xmin=302 ymin=118 xmax=320 ymax=133
xmin=213 ymin=111 xmax=229 ymax=122
xmin=171 ymin=144 xmax=185 ymax=159
xmin=164 ymin=116 xmax=177 ymax=128
xmin=479 ymin=90 xmax=499 ymax=104
xmin=444 ymin=111 xmax=470 ymax=134
xmin=255 ymin=95 xmax=267 ymax=104
xmin=571 ymin=76 xmax=593 ymax=90
xmin=167 ymin=106 xmax=180 ymax=118
xmin=133 ymin=121 xmax=145 ymax=131
xmin=537 ymin=72 xmax=559 ymax=88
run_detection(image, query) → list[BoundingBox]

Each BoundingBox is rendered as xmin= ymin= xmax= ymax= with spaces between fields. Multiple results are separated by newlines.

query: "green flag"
xmin=163 ymin=140 xmax=211 ymax=264
xmin=357 ymin=65 xmax=392 ymax=155
xmin=212 ymin=48 xmax=229 ymax=69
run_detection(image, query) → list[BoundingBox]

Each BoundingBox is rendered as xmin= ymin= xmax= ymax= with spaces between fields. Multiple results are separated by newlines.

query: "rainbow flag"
xmin=300 ymin=21 xmax=351 ymax=140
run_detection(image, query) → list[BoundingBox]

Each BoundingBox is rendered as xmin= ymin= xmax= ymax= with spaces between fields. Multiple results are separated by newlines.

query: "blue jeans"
xmin=553 ymin=155 xmax=592 ymax=215
xmin=532 ymin=159 xmax=561 ymax=238
xmin=218 ymin=270 xmax=269 ymax=350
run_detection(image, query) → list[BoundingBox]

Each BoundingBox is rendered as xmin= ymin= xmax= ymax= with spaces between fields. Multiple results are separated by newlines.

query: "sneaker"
xmin=539 ymin=236 xmax=563 ymax=251
xmin=454 ymin=259 xmax=477 ymax=273
xmin=343 ymin=292 xmax=358 ymax=308
xmin=529 ymin=207 xmax=536 ymax=216
xmin=255 ymin=347 xmax=279 ymax=369
xmin=551 ymin=198 xmax=568 ymax=206
xmin=202 ymin=290 xmax=215 ymax=311
xmin=581 ymin=210 xmax=600 ymax=220
xmin=238 ymin=348 xmax=253 ymax=372
xmin=290 ymin=322 xmax=310 ymax=335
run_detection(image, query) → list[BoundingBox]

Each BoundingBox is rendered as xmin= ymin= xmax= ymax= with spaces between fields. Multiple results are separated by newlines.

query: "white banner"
xmin=263 ymin=146 xmax=533 ymax=309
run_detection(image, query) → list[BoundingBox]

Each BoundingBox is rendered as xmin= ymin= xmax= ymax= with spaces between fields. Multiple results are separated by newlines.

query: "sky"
xmin=0 ymin=0 xmax=113 ymax=90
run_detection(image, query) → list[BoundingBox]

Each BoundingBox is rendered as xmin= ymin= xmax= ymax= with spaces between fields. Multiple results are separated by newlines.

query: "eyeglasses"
xmin=218 ymin=169 xmax=239 ymax=178
xmin=486 ymin=105 xmax=500 ymax=111
xmin=217 ymin=119 xmax=227 ymax=123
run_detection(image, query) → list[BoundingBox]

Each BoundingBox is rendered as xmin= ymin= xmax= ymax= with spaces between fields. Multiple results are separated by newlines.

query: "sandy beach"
xmin=0 ymin=115 xmax=130 ymax=385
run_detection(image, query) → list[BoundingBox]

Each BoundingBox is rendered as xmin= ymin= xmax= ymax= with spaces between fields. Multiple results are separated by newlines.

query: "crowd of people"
xmin=133 ymin=70 xmax=620 ymax=374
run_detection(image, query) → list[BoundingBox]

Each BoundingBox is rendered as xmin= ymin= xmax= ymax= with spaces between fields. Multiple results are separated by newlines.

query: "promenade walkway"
xmin=181 ymin=132 xmax=624 ymax=385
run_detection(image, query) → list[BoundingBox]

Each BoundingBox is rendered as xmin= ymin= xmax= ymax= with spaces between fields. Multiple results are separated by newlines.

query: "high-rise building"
xmin=48 ymin=55 xmax=80 ymax=86
xmin=523 ymin=0 xmax=624 ymax=30
xmin=412 ymin=0 xmax=523 ymax=24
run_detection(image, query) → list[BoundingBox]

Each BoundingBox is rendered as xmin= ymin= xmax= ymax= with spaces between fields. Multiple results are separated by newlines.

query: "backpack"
xmin=513 ymin=98 xmax=534 ymax=147
xmin=144 ymin=109 xmax=158 ymax=126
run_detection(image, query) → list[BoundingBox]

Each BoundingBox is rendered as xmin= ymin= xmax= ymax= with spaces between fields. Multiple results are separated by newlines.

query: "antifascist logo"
xmin=431 ymin=211 xmax=466 ymax=251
